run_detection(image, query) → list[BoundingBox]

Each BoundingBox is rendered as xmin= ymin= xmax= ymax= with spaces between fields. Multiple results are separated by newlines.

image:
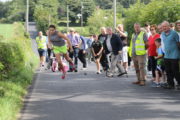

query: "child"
xmin=151 ymin=38 xmax=166 ymax=87
xmin=122 ymin=41 xmax=129 ymax=73
xmin=91 ymin=35 xmax=103 ymax=74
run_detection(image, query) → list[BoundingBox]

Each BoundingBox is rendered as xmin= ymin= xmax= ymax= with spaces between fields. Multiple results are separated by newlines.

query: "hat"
xmin=69 ymin=28 xmax=75 ymax=32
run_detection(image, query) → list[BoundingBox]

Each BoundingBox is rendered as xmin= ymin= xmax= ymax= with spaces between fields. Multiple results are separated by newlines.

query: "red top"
xmin=148 ymin=34 xmax=160 ymax=56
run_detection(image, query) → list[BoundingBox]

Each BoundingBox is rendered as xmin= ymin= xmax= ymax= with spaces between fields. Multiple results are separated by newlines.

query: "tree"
xmin=87 ymin=8 xmax=122 ymax=34
xmin=34 ymin=0 xmax=59 ymax=32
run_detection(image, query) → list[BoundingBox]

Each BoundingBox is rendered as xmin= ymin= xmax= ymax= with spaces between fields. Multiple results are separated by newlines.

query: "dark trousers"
xmin=164 ymin=59 xmax=180 ymax=86
xmin=149 ymin=56 xmax=157 ymax=78
xmin=78 ymin=49 xmax=87 ymax=68
xmin=100 ymin=52 xmax=109 ymax=71
xmin=69 ymin=47 xmax=79 ymax=70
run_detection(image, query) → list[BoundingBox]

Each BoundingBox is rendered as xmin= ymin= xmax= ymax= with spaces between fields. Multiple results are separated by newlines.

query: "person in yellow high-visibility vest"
xmin=36 ymin=31 xmax=47 ymax=67
xmin=129 ymin=23 xmax=149 ymax=86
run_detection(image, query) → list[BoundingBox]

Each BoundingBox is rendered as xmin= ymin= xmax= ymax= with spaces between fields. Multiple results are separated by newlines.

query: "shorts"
xmin=38 ymin=49 xmax=46 ymax=57
xmin=156 ymin=65 xmax=165 ymax=77
xmin=53 ymin=45 xmax=67 ymax=54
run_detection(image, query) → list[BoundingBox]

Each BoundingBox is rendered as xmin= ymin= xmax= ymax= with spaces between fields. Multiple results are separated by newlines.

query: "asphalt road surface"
xmin=20 ymin=23 xmax=180 ymax=120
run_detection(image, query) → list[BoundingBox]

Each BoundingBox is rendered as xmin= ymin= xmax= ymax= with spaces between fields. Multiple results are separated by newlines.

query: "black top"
xmin=98 ymin=34 xmax=107 ymax=44
xmin=91 ymin=41 xmax=103 ymax=54
xmin=103 ymin=33 xmax=123 ymax=55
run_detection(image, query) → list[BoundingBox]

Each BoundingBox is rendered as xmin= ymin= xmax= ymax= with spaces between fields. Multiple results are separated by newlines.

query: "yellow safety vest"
xmin=36 ymin=36 xmax=47 ymax=49
xmin=129 ymin=32 xmax=146 ymax=57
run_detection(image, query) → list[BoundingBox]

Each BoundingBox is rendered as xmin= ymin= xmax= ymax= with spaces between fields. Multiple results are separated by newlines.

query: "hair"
xmin=170 ymin=23 xmax=175 ymax=27
xmin=150 ymin=24 xmax=157 ymax=30
xmin=134 ymin=23 xmax=141 ymax=27
xmin=162 ymin=21 xmax=170 ymax=26
xmin=144 ymin=22 xmax=150 ymax=27
xmin=155 ymin=38 xmax=161 ymax=43
xmin=49 ymin=25 xmax=56 ymax=29
xmin=106 ymin=27 xmax=112 ymax=31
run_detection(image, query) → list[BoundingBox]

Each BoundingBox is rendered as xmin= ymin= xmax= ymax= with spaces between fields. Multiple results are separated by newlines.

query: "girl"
xmin=91 ymin=35 xmax=103 ymax=74
xmin=48 ymin=25 xmax=75 ymax=79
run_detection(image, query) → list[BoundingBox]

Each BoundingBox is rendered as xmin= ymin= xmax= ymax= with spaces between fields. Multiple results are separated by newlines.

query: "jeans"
xmin=69 ymin=47 xmax=79 ymax=70
xmin=132 ymin=55 xmax=146 ymax=81
xmin=149 ymin=56 xmax=157 ymax=78
xmin=164 ymin=59 xmax=180 ymax=86
xmin=78 ymin=49 xmax=87 ymax=68
xmin=109 ymin=54 xmax=125 ymax=75
xmin=100 ymin=52 xmax=109 ymax=71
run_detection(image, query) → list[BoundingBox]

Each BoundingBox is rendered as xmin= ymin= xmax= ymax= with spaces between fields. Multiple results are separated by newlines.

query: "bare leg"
xmin=55 ymin=53 xmax=63 ymax=70
xmin=64 ymin=53 xmax=73 ymax=64
xmin=95 ymin=58 xmax=101 ymax=72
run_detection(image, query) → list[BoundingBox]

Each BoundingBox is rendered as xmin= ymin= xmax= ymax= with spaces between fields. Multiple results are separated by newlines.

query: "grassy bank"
xmin=0 ymin=23 xmax=38 ymax=120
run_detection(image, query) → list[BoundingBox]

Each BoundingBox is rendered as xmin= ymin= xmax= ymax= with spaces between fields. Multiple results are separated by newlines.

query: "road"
xmin=20 ymin=23 xmax=180 ymax=120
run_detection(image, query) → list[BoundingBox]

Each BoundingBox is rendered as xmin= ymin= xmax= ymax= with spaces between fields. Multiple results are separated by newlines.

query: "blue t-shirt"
xmin=157 ymin=47 xmax=164 ymax=65
xmin=161 ymin=30 xmax=180 ymax=59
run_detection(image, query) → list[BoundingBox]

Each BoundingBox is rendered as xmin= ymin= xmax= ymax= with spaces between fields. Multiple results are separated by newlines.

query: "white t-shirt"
xmin=106 ymin=35 xmax=112 ymax=52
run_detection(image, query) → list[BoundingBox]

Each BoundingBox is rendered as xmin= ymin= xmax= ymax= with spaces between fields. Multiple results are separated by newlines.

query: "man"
xmin=175 ymin=20 xmax=180 ymax=40
xmin=104 ymin=27 xmax=125 ymax=77
xmin=129 ymin=23 xmax=148 ymax=86
xmin=67 ymin=28 xmax=81 ymax=72
xmin=78 ymin=35 xmax=88 ymax=70
xmin=98 ymin=27 xmax=109 ymax=71
xmin=161 ymin=21 xmax=180 ymax=89
xmin=36 ymin=31 xmax=47 ymax=67
xmin=158 ymin=24 xmax=163 ymax=34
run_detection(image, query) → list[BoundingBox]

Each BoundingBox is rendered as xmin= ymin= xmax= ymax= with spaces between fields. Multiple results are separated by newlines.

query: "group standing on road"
xmin=36 ymin=20 xmax=180 ymax=90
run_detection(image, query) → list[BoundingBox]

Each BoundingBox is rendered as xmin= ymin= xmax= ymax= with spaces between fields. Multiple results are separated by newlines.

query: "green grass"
xmin=0 ymin=24 xmax=14 ymax=40
xmin=0 ymin=23 xmax=38 ymax=120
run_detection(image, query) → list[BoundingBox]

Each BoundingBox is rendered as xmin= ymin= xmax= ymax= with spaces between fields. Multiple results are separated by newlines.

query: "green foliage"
xmin=34 ymin=0 xmax=59 ymax=32
xmin=0 ymin=23 xmax=38 ymax=120
xmin=124 ymin=0 xmax=180 ymax=39
xmin=87 ymin=9 xmax=122 ymax=34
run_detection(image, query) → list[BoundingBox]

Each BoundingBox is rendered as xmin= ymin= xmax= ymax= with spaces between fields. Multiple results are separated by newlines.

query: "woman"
xmin=91 ymin=35 xmax=103 ymax=74
xmin=48 ymin=25 xmax=75 ymax=79
xmin=148 ymin=24 xmax=160 ymax=81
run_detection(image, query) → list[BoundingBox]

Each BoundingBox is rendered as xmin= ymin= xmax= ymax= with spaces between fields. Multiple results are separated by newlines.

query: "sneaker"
xmin=107 ymin=73 xmax=113 ymax=77
xmin=117 ymin=72 xmax=126 ymax=77
xmin=70 ymin=63 xmax=76 ymax=71
xmin=81 ymin=67 xmax=87 ymax=70
xmin=61 ymin=67 xmax=66 ymax=79
xmin=74 ymin=69 xmax=78 ymax=72
xmin=163 ymin=84 xmax=175 ymax=89
xmin=96 ymin=71 xmax=101 ymax=74
xmin=151 ymin=82 xmax=160 ymax=88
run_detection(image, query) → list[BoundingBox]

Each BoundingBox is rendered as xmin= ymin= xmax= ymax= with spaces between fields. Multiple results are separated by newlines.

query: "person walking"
xmin=91 ymin=35 xmax=104 ymax=74
xmin=98 ymin=27 xmax=109 ymax=71
xmin=36 ymin=31 xmax=47 ymax=68
xmin=67 ymin=28 xmax=81 ymax=72
xmin=78 ymin=35 xmax=88 ymax=70
xmin=104 ymin=27 xmax=125 ymax=77
xmin=161 ymin=21 xmax=180 ymax=89
xmin=129 ymin=23 xmax=149 ymax=86
xmin=48 ymin=25 xmax=75 ymax=79
xmin=148 ymin=24 xmax=160 ymax=81
xmin=116 ymin=24 xmax=128 ymax=73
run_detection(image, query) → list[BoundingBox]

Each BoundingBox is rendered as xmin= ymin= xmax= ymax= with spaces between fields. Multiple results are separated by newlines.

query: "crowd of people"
xmin=35 ymin=20 xmax=180 ymax=90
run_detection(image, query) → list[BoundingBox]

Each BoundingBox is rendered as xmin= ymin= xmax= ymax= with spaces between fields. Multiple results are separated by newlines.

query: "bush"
xmin=0 ymin=22 xmax=38 ymax=120
xmin=124 ymin=0 xmax=180 ymax=40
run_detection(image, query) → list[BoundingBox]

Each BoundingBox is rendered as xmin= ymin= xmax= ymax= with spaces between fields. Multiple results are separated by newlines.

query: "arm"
xmin=116 ymin=28 xmax=127 ymax=37
xmin=116 ymin=35 xmax=123 ymax=53
xmin=143 ymin=33 xmax=149 ymax=49
xmin=58 ymin=32 xmax=73 ymax=51
xmin=97 ymin=47 xmax=103 ymax=56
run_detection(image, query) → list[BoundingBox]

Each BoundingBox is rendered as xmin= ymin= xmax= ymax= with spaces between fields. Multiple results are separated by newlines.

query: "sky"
xmin=0 ymin=0 xmax=11 ymax=2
